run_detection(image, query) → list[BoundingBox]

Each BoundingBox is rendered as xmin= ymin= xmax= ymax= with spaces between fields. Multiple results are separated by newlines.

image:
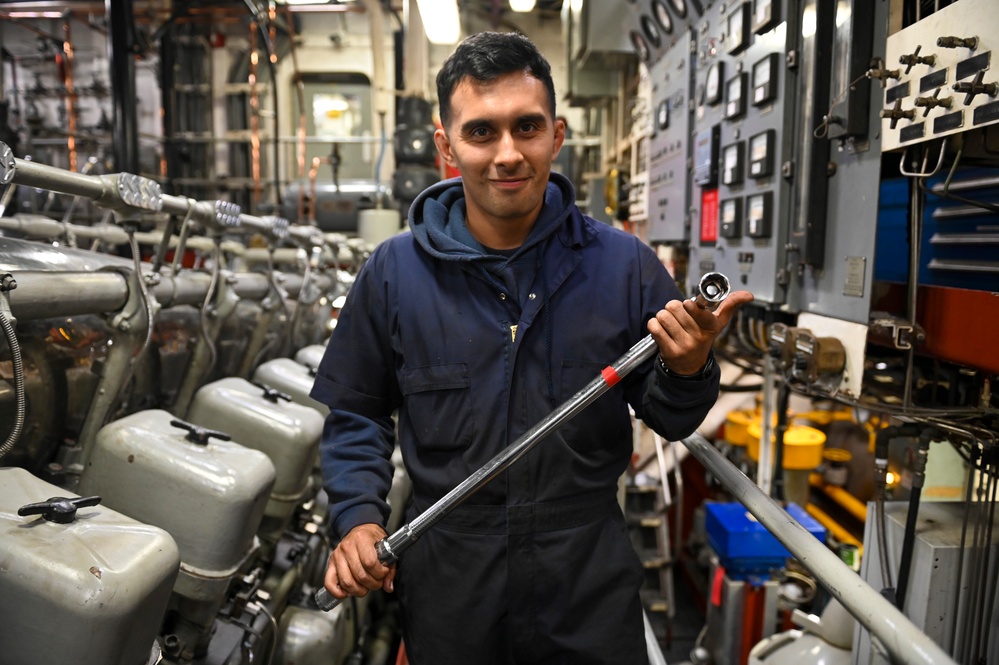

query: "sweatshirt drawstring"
xmin=542 ymin=263 xmax=555 ymax=408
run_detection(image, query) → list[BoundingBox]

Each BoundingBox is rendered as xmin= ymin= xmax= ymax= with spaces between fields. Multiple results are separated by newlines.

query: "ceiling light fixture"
xmin=415 ymin=0 xmax=461 ymax=44
xmin=510 ymin=0 xmax=537 ymax=11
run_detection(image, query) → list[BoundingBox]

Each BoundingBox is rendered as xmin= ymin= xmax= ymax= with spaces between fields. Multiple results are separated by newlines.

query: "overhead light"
xmin=415 ymin=0 xmax=461 ymax=44
xmin=510 ymin=0 xmax=536 ymax=11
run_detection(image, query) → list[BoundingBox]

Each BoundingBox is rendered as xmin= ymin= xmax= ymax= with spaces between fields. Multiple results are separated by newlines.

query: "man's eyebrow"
xmin=458 ymin=113 xmax=548 ymax=135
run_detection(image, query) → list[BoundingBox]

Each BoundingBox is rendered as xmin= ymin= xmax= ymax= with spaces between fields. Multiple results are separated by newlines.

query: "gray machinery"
xmin=0 ymin=467 xmax=180 ymax=665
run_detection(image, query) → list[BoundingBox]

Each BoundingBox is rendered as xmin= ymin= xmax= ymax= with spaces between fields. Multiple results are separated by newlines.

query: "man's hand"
xmin=324 ymin=523 xmax=396 ymax=599
xmin=648 ymin=290 xmax=755 ymax=375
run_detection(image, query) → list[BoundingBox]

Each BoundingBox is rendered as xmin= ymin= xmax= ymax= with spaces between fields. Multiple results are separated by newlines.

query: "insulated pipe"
xmin=680 ymin=432 xmax=957 ymax=665
xmin=314 ymin=272 xmax=732 ymax=612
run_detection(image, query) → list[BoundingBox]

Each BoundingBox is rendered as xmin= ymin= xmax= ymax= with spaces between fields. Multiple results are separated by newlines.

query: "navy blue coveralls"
xmin=311 ymin=173 xmax=720 ymax=664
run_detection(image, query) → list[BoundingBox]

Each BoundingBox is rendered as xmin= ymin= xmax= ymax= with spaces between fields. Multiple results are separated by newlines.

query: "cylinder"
xmin=357 ymin=208 xmax=401 ymax=246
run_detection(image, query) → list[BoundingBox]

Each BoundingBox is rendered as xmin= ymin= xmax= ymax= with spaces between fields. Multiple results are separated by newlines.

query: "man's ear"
xmin=552 ymin=117 xmax=566 ymax=159
xmin=434 ymin=127 xmax=457 ymax=168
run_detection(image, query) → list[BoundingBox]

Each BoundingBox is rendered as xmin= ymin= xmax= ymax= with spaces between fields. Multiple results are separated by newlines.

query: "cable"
xmin=198 ymin=241 xmax=222 ymax=381
xmin=0 ymin=288 xmax=25 ymax=462
xmin=127 ymin=227 xmax=155 ymax=361
xmin=894 ymin=427 xmax=933 ymax=610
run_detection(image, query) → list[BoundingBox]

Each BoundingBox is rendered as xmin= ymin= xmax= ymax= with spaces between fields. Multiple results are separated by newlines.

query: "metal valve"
xmin=952 ymin=70 xmax=998 ymax=105
xmin=937 ymin=35 xmax=978 ymax=50
xmin=18 ymin=495 xmax=102 ymax=524
xmin=169 ymin=418 xmax=232 ymax=446
xmin=880 ymin=99 xmax=916 ymax=129
xmin=913 ymin=89 xmax=953 ymax=116
xmin=867 ymin=65 xmax=900 ymax=86
xmin=899 ymin=46 xmax=936 ymax=75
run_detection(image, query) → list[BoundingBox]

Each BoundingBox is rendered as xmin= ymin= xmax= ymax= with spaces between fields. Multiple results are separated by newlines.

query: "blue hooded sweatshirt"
xmin=311 ymin=172 xmax=720 ymax=539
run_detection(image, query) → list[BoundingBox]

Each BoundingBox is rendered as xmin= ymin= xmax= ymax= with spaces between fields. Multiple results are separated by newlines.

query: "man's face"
xmin=434 ymin=71 xmax=565 ymax=239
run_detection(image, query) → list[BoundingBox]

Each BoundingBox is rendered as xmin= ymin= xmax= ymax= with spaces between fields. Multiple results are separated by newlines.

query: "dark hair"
xmin=436 ymin=31 xmax=556 ymax=129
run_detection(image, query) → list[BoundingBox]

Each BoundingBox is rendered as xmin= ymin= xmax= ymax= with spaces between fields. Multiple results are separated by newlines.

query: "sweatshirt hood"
xmin=408 ymin=171 xmax=577 ymax=263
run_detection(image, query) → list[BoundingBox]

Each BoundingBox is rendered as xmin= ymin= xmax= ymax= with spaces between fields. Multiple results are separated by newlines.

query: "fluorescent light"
xmin=510 ymin=0 xmax=536 ymax=11
xmin=416 ymin=0 xmax=461 ymax=44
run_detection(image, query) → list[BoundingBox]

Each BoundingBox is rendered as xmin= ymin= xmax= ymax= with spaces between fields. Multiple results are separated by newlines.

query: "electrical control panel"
xmin=881 ymin=0 xmax=999 ymax=152
xmin=646 ymin=30 xmax=694 ymax=241
xmin=686 ymin=0 xmax=798 ymax=304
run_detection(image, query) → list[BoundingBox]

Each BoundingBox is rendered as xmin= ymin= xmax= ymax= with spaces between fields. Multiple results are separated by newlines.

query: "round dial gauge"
xmin=706 ymin=62 xmax=723 ymax=105
xmin=630 ymin=31 xmax=650 ymax=62
xmin=653 ymin=0 xmax=674 ymax=34
xmin=668 ymin=0 xmax=687 ymax=19
xmin=641 ymin=15 xmax=662 ymax=48
xmin=657 ymin=99 xmax=670 ymax=130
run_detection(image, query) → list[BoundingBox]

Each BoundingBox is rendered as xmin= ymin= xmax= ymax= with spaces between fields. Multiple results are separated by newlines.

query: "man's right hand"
xmin=324 ymin=523 xmax=396 ymax=600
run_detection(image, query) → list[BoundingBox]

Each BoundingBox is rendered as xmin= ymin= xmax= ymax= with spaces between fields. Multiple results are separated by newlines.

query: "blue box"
xmin=704 ymin=502 xmax=826 ymax=580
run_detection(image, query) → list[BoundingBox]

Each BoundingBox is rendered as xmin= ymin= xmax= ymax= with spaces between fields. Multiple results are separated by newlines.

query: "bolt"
xmin=0 ymin=273 xmax=17 ymax=292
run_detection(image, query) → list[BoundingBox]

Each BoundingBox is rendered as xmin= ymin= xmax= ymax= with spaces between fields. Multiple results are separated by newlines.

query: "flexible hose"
xmin=128 ymin=229 xmax=155 ymax=360
xmin=198 ymin=242 xmax=222 ymax=379
xmin=894 ymin=428 xmax=933 ymax=609
xmin=0 ymin=305 xmax=25 ymax=461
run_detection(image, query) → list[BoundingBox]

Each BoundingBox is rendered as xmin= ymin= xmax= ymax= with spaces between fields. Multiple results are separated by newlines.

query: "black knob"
xmin=18 ymin=495 xmax=102 ymax=524
xmin=169 ymin=419 xmax=231 ymax=446
xmin=253 ymin=381 xmax=292 ymax=404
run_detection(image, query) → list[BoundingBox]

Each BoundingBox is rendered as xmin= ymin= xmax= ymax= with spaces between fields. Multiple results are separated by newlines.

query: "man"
xmin=312 ymin=31 xmax=752 ymax=664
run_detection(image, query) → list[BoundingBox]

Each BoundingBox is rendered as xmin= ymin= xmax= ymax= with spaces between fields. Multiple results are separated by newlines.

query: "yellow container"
xmin=725 ymin=410 xmax=752 ymax=447
xmin=747 ymin=422 xmax=826 ymax=469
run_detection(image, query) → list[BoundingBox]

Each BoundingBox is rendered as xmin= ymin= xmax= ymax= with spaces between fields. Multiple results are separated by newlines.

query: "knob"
xmin=880 ymin=99 xmax=916 ymax=129
xmin=18 ymin=495 xmax=102 ymax=524
xmin=913 ymin=89 xmax=954 ymax=116
xmin=937 ymin=35 xmax=978 ymax=50
xmin=867 ymin=66 xmax=900 ymax=86
xmin=254 ymin=381 xmax=292 ymax=404
xmin=899 ymin=46 xmax=936 ymax=75
xmin=170 ymin=419 xmax=231 ymax=446
xmin=952 ymin=70 xmax=998 ymax=105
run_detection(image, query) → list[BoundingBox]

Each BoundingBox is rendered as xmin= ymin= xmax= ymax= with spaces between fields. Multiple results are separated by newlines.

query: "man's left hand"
xmin=647 ymin=290 xmax=754 ymax=376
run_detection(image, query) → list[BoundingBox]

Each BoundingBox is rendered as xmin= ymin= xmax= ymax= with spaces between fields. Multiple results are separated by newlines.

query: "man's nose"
xmin=494 ymin=132 xmax=524 ymax=167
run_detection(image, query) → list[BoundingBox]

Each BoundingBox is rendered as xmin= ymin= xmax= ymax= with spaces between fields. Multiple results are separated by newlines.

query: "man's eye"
xmin=520 ymin=122 xmax=540 ymax=133
xmin=471 ymin=127 xmax=491 ymax=138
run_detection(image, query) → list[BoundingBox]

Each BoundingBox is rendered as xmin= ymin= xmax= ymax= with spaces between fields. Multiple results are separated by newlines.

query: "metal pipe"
xmin=315 ymin=272 xmax=732 ymax=612
xmin=106 ymin=0 xmax=139 ymax=173
xmin=248 ymin=21 xmax=262 ymax=209
xmin=809 ymin=474 xmax=868 ymax=523
xmin=61 ymin=16 xmax=78 ymax=172
xmin=680 ymin=432 xmax=958 ymax=665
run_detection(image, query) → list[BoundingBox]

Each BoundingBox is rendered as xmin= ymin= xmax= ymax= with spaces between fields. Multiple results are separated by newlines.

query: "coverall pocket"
xmin=399 ymin=363 xmax=474 ymax=452
xmin=558 ymin=359 xmax=629 ymax=452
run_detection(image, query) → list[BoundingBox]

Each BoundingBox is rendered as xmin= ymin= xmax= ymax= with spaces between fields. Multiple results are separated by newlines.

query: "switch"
xmin=898 ymin=46 xmax=936 ymax=75
xmin=952 ymin=70 xmax=998 ymax=105
xmin=913 ymin=89 xmax=954 ymax=116
xmin=937 ymin=35 xmax=978 ymax=50
xmin=880 ymin=99 xmax=916 ymax=129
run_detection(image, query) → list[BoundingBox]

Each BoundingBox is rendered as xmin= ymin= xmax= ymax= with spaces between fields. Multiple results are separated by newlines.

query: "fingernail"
xmin=387 ymin=579 xmax=394 ymax=593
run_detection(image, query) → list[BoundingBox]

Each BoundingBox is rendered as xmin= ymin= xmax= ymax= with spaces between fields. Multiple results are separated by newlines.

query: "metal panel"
xmin=796 ymin=0 xmax=888 ymax=323
xmin=687 ymin=0 xmax=798 ymax=304
xmin=881 ymin=0 xmax=999 ymax=151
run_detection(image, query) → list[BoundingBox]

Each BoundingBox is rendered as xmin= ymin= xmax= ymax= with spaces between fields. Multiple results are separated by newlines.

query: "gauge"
xmin=641 ymin=15 xmax=663 ymax=48
xmin=720 ymin=197 xmax=743 ymax=238
xmin=749 ymin=129 xmax=776 ymax=178
xmin=753 ymin=0 xmax=779 ymax=34
xmin=724 ymin=73 xmax=748 ymax=120
xmin=705 ymin=62 xmax=724 ymax=106
xmin=752 ymin=53 xmax=780 ymax=106
xmin=653 ymin=0 xmax=674 ymax=34
xmin=630 ymin=31 xmax=650 ymax=62
xmin=727 ymin=3 xmax=750 ymax=55
xmin=668 ymin=0 xmax=687 ymax=19
xmin=657 ymin=99 xmax=670 ymax=130
xmin=722 ymin=141 xmax=745 ymax=186
xmin=746 ymin=191 xmax=773 ymax=238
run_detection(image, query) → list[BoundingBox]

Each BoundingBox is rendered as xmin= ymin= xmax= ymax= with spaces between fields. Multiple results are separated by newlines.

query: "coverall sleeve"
xmin=626 ymin=245 xmax=721 ymax=441
xmin=310 ymin=248 xmax=402 ymax=540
